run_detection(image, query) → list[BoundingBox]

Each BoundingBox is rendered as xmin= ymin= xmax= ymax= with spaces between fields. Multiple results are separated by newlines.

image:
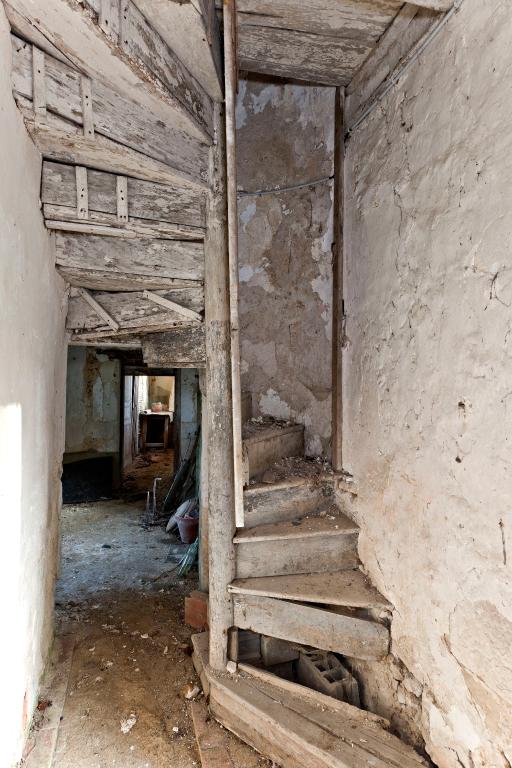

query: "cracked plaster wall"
xmin=0 ymin=5 xmax=68 ymax=764
xmin=343 ymin=1 xmax=512 ymax=765
xmin=237 ymin=79 xmax=335 ymax=456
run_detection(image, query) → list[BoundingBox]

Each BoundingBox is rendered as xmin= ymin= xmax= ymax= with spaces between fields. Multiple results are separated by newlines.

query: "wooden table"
xmin=139 ymin=411 xmax=173 ymax=451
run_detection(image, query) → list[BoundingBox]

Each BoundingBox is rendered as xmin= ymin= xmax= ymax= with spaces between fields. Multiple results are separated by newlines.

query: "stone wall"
xmin=343 ymin=1 xmax=512 ymax=765
xmin=237 ymin=79 xmax=335 ymax=456
xmin=0 ymin=5 xmax=68 ymax=764
xmin=65 ymin=347 xmax=121 ymax=456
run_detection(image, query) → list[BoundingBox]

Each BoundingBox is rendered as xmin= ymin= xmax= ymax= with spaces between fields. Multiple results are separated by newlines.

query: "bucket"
xmin=177 ymin=515 xmax=199 ymax=544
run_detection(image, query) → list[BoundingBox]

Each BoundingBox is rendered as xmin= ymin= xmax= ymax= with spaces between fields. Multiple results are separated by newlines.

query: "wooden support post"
xmin=198 ymin=369 xmax=209 ymax=593
xmin=205 ymin=104 xmax=236 ymax=670
xmin=75 ymin=166 xmax=89 ymax=220
xmin=32 ymin=46 xmax=46 ymax=119
xmin=223 ymin=0 xmax=245 ymax=529
xmin=332 ymin=87 xmax=344 ymax=472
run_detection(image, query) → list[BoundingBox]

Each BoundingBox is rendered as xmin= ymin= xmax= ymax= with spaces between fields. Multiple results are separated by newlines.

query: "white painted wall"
xmin=0 ymin=5 xmax=68 ymax=765
xmin=343 ymin=1 xmax=512 ymax=765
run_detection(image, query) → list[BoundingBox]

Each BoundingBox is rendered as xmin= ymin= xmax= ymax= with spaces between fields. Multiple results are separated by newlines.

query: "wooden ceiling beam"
xmin=407 ymin=0 xmax=452 ymax=10
xmin=5 ymin=0 xmax=213 ymax=142
xmin=134 ymin=0 xmax=223 ymax=102
xmin=11 ymin=36 xmax=208 ymax=189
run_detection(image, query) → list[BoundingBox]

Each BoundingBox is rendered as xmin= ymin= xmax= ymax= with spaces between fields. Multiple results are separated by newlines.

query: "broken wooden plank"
xmin=5 ymin=0 xmax=213 ymax=141
xmin=134 ymin=0 xmax=223 ymax=102
xmin=76 ymin=288 xmax=119 ymax=332
xmin=233 ymin=594 xmax=390 ymax=660
xmin=143 ymin=290 xmax=203 ymax=323
xmin=11 ymin=36 xmax=208 ymax=188
xmin=55 ymin=232 xmax=203 ymax=287
xmin=42 ymin=161 xmax=205 ymax=229
xmin=67 ymin=286 xmax=203 ymax=333
xmin=229 ymin=570 xmax=391 ymax=610
xmin=142 ymin=326 xmax=206 ymax=366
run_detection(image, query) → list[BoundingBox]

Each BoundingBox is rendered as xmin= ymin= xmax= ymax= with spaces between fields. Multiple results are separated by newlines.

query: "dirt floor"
xmin=24 ymin=497 xmax=270 ymax=768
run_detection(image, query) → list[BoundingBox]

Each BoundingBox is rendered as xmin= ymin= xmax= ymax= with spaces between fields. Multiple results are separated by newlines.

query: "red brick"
xmin=185 ymin=590 xmax=209 ymax=630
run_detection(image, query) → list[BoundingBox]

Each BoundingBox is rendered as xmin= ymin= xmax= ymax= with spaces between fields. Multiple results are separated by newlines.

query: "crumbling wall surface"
xmin=0 ymin=5 xmax=67 ymax=765
xmin=343 ymin=1 xmax=512 ymax=765
xmin=65 ymin=347 xmax=121 ymax=455
xmin=237 ymin=79 xmax=335 ymax=456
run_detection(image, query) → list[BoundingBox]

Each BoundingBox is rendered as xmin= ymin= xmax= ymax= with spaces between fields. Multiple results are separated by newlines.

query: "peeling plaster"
xmin=237 ymin=79 xmax=335 ymax=456
xmin=342 ymin=0 xmax=512 ymax=764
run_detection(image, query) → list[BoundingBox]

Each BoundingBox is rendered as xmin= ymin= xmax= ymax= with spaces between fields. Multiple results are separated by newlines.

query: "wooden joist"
xmin=236 ymin=0 xmax=403 ymax=86
xmin=11 ymin=35 xmax=208 ymax=188
xmin=133 ymin=0 xmax=223 ymax=102
xmin=5 ymin=0 xmax=213 ymax=141
xmin=42 ymin=161 xmax=206 ymax=232
xmin=67 ymin=286 xmax=203 ymax=336
xmin=233 ymin=594 xmax=390 ymax=660
xmin=55 ymin=232 xmax=204 ymax=291
xmin=142 ymin=327 xmax=206 ymax=367
xmin=345 ymin=5 xmax=439 ymax=130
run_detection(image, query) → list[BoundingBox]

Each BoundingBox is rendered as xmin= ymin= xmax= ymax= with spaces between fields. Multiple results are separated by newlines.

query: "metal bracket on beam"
xmin=143 ymin=290 xmax=203 ymax=323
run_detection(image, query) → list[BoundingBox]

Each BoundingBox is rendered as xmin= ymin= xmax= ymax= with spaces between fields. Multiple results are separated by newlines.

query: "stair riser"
xmin=244 ymin=483 xmax=332 ymax=528
xmin=235 ymin=532 xmax=359 ymax=579
xmin=233 ymin=595 xmax=389 ymax=661
xmin=244 ymin=428 xmax=304 ymax=481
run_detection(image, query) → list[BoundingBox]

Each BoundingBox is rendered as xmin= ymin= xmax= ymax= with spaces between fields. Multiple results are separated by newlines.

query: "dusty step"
xmin=244 ymin=475 xmax=334 ymax=529
xmin=232 ymin=591 xmax=390 ymax=661
xmin=192 ymin=633 xmax=427 ymax=768
xmin=242 ymin=421 xmax=304 ymax=481
xmin=229 ymin=569 xmax=391 ymax=611
xmin=234 ymin=514 xmax=359 ymax=578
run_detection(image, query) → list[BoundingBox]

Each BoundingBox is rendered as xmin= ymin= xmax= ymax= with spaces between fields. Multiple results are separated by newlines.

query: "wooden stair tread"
xmin=192 ymin=634 xmax=427 ymax=768
xmin=234 ymin=513 xmax=358 ymax=543
xmin=229 ymin=570 xmax=391 ymax=610
xmin=242 ymin=420 xmax=304 ymax=444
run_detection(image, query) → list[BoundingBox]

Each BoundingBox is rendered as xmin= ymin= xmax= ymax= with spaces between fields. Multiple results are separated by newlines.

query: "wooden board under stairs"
xmin=232 ymin=594 xmax=389 ymax=660
xmin=234 ymin=515 xmax=359 ymax=578
xmin=229 ymin=570 xmax=391 ymax=610
xmin=192 ymin=633 xmax=428 ymax=768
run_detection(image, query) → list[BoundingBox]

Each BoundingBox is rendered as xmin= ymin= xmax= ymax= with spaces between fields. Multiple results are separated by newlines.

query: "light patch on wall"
xmin=239 ymin=265 xmax=254 ymax=283
xmin=239 ymin=200 xmax=257 ymax=230
xmin=259 ymin=389 xmax=291 ymax=421
xmin=236 ymin=79 xmax=248 ymax=129
xmin=311 ymin=273 xmax=333 ymax=335
xmin=249 ymin=84 xmax=280 ymax=115
xmin=306 ymin=433 xmax=323 ymax=456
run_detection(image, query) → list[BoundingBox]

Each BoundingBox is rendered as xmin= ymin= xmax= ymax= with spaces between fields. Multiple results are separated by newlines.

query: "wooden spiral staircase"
xmin=6 ymin=1 xmax=439 ymax=764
